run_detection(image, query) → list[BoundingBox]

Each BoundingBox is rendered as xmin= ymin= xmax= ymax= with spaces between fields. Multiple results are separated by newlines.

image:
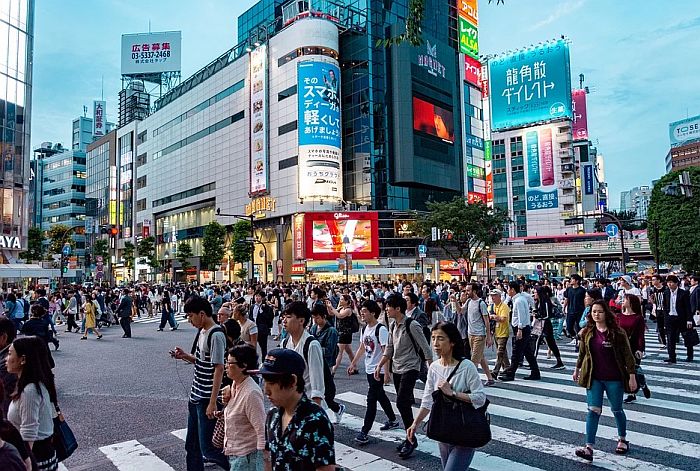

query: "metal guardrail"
xmin=492 ymin=239 xmax=651 ymax=261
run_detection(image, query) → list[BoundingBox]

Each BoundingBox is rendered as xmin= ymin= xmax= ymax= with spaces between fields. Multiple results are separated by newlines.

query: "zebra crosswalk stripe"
xmin=99 ymin=439 xmax=176 ymax=471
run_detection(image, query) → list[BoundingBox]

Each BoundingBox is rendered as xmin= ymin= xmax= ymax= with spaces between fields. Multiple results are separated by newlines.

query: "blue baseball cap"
xmin=251 ymin=348 xmax=305 ymax=377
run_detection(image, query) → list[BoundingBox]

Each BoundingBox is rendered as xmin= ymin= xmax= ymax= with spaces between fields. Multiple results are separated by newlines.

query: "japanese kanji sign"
xmin=297 ymin=61 xmax=343 ymax=201
xmin=488 ymin=39 xmax=572 ymax=131
xmin=121 ymin=31 xmax=181 ymax=75
xmin=572 ymin=89 xmax=589 ymax=141
xmin=93 ymin=100 xmax=106 ymax=137
xmin=458 ymin=17 xmax=479 ymax=59
xmin=524 ymin=126 xmax=559 ymax=212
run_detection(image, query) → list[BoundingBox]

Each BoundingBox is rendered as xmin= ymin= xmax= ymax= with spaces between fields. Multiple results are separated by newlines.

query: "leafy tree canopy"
xmin=20 ymin=227 xmax=45 ymax=262
xmin=201 ymin=221 xmax=227 ymax=271
xmin=229 ymin=220 xmax=253 ymax=265
xmin=46 ymin=224 xmax=75 ymax=255
xmin=647 ymin=167 xmax=700 ymax=273
xmin=177 ymin=242 xmax=193 ymax=272
xmin=92 ymin=239 xmax=109 ymax=259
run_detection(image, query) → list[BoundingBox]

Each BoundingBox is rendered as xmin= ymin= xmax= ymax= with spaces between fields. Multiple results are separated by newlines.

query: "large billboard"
xmin=464 ymin=55 xmax=482 ymax=88
xmin=297 ymin=61 xmax=342 ymax=201
xmin=488 ymin=39 xmax=573 ymax=131
xmin=669 ymin=115 xmax=700 ymax=147
xmin=457 ymin=0 xmax=478 ymax=58
xmin=525 ymin=127 xmax=558 ymax=211
xmin=93 ymin=100 xmax=106 ymax=137
xmin=250 ymin=46 xmax=269 ymax=195
xmin=304 ymin=212 xmax=379 ymax=261
xmin=572 ymin=89 xmax=589 ymax=141
xmin=413 ymin=96 xmax=455 ymax=143
xmin=121 ymin=31 xmax=182 ymax=75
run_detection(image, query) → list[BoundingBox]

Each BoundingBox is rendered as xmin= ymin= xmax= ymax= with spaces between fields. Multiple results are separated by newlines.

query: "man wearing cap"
xmin=257 ymin=348 xmax=336 ymax=470
xmin=489 ymin=289 xmax=511 ymax=378
xmin=617 ymin=275 xmax=642 ymax=304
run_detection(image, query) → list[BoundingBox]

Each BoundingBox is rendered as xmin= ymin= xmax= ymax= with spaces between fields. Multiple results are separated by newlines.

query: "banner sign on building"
xmin=293 ymin=213 xmax=305 ymax=260
xmin=484 ymin=140 xmax=493 ymax=205
xmin=669 ymin=114 xmax=700 ymax=147
xmin=525 ymin=127 xmax=558 ymax=211
xmin=467 ymin=192 xmax=486 ymax=204
xmin=572 ymin=89 xmax=589 ymax=141
xmin=488 ymin=39 xmax=573 ymax=131
xmin=464 ymin=55 xmax=482 ymax=88
xmin=93 ymin=100 xmax=106 ymax=137
xmin=467 ymin=163 xmax=485 ymax=179
xmin=458 ymin=18 xmax=479 ymax=59
xmin=458 ymin=0 xmax=479 ymax=26
xmin=297 ymin=61 xmax=342 ymax=201
xmin=249 ymin=46 xmax=269 ymax=195
xmin=583 ymin=164 xmax=594 ymax=195
xmin=303 ymin=212 xmax=379 ymax=261
xmin=121 ymin=31 xmax=182 ymax=75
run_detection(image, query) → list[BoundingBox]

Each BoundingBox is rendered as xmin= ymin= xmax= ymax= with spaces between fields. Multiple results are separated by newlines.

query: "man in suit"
xmin=403 ymin=292 xmax=429 ymax=327
xmin=663 ymin=275 xmax=694 ymax=363
xmin=690 ymin=275 xmax=700 ymax=321
xmin=249 ymin=290 xmax=273 ymax=358
xmin=116 ymin=288 xmax=133 ymax=338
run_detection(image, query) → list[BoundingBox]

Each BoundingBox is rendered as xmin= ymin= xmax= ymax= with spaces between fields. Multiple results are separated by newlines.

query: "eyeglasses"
xmin=226 ymin=361 xmax=244 ymax=367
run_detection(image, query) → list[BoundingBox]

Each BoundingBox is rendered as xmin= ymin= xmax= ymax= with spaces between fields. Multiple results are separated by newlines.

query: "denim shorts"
xmin=228 ymin=450 xmax=264 ymax=471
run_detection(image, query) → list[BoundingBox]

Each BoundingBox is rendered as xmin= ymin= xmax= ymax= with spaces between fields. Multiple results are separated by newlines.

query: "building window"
xmin=152 ymin=182 xmax=216 ymax=208
xmin=136 ymin=153 xmax=147 ymax=167
xmin=277 ymin=46 xmax=339 ymax=67
xmin=136 ymin=176 xmax=147 ymax=189
xmin=278 ymin=120 xmax=297 ymax=136
xmin=153 ymin=112 xmax=245 ymax=161
xmin=278 ymin=85 xmax=297 ymax=102
xmin=136 ymin=198 xmax=147 ymax=212
xmin=278 ymin=156 xmax=298 ymax=170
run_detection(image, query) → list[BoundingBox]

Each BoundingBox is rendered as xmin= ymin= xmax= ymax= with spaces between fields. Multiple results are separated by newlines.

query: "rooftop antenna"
xmin=83 ymin=105 xmax=87 ymax=117
xmin=101 ymin=75 xmax=104 ymax=101
xmin=148 ymin=19 xmax=151 ymax=33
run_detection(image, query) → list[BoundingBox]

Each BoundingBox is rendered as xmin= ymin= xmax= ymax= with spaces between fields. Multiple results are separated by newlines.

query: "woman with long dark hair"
xmin=6 ymin=337 xmax=59 ymax=471
xmin=407 ymin=321 xmax=485 ymax=470
xmin=328 ymin=294 xmax=359 ymax=375
xmin=573 ymin=300 xmax=636 ymax=462
xmin=619 ymin=294 xmax=650 ymax=403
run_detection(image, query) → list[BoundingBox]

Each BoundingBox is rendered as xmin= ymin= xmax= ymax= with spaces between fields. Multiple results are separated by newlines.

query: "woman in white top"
xmin=233 ymin=304 xmax=258 ymax=347
xmin=6 ymin=336 xmax=59 ymax=471
xmin=407 ymin=321 xmax=486 ymax=470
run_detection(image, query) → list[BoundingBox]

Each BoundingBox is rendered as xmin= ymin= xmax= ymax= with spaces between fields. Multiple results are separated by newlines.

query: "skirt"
xmin=34 ymin=436 xmax=58 ymax=471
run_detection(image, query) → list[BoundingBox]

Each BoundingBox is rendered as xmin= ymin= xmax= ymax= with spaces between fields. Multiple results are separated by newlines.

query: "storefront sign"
xmin=93 ymin=101 xmax=106 ymax=137
xmin=417 ymin=41 xmax=446 ymax=78
xmin=245 ymin=196 xmax=277 ymax=217
xmin=0 ymin=236 xmax=21 ymax=249
xmin=293 ymin=213 xmax=305 ymax=260
xmin=291 ymin=263 xmax=306 ymax=275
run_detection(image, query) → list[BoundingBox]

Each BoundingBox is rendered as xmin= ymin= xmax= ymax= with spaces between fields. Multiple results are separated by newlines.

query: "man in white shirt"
xmin=499 ymin=281 xmax=540 ymax=381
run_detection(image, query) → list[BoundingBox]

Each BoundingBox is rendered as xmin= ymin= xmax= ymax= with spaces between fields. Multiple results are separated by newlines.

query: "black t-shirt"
xmin=565 ymin=286 xmax=586 ymax=315
xmin=0 ymin=441 xmax=26 ymax=471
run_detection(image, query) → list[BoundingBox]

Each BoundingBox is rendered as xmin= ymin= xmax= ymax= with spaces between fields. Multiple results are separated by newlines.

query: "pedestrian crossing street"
xmin=58 ymin=328 xmax=700 ymax=470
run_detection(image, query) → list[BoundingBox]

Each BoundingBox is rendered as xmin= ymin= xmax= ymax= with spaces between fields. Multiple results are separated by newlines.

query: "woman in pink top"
xmin=222 ymin=343 xmax=265 ymax=470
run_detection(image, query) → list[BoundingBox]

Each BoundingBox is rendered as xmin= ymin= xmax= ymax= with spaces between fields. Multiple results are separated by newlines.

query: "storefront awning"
xmin=306 ymin=260 xmax=380 ymax=273
xmin=0 ymin=264 xmax=61 ymax=279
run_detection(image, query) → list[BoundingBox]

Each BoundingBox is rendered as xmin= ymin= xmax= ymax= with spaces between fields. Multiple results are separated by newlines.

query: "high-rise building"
xmin=619 ymin=185 xmax=651 ymax=219
xmin=0 ymin=0 xmax=34 ymax=261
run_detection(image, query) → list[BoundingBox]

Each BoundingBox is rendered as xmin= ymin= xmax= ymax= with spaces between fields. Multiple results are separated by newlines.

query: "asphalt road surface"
xmin=51 ymin=314 xmax=700 ymax=470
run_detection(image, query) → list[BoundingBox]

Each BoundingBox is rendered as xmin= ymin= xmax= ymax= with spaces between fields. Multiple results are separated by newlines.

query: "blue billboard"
xmin=488 ymin=39 xmax=572 ymax=131
xmin=297 ymin=61 xmax=341 ymax=148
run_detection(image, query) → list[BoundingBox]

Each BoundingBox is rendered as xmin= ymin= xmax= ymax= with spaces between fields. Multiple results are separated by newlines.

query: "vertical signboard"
xmin=488 ymin=39 xmax=573 ymax=130
xmin=484 ymin=140 xmax=493 ymax=205
xmin=583 ymin=164 xmax=594 ymax=195
xmin=464 ymin=55 xmax=482 ymax=88
xmin=525 ymin=126 xmax=558 ymax=211
xmin=249 ymin=46 xmax=268 ymax=195
xmin=93 ymin=100 xmax=106 ymax=137
xmin=458 ymin=0 xmax=479 ymax=26
xmin=572 ymin=89 xmax=589 ymax=141
xmin=297 ymin=61 xmax=342 ymax=201
xmin=293 ymin=213 xmax=305 ymax=260
xmin=458 ymin=18 xmax=479 ymax=58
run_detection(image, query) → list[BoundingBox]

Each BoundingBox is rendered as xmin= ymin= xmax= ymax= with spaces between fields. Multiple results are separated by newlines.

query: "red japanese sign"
xmin=467 ymin=192 xmax=486 ymax=204
xmin=464 ymin=55 xmax=482 ymax=88
xmin=293 ymin=213 xmax=305 ymax=261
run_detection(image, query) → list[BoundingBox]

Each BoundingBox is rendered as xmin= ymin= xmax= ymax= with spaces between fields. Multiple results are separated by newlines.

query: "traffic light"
xmin=109 ymin=225 xmax=119 ymax=237
xmin=85 ymin=253 xmax=91 ymax=267
xmin=415 ymin=261 xmax=421 ymax=271
xmin=61 ymin=254 xmax=68 ymax=273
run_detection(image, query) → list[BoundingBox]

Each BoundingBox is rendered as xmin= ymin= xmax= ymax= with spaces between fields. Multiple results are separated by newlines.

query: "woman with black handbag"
xmin=407 ymin=322 xmax=487 ymax=470
xmin=5 ymin=336 xmax=60 ymax=471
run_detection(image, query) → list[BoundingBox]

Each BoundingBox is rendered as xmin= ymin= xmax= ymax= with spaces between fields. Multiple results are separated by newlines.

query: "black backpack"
xmin=402 ymin=318 xmax=430 ymax=382
xmin=190 ymin=326 xmax=225 ymax=356
xmin=361 ymin=323 xmax=387 ymax=351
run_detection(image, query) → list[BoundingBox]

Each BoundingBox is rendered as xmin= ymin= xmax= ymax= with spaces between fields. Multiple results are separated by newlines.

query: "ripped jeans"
xmin=585 ymin=379 xmax=627 ymax=445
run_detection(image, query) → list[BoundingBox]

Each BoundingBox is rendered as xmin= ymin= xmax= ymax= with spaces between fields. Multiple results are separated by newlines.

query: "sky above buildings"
xmin=32 ymin=0 xmax=700 ymax=206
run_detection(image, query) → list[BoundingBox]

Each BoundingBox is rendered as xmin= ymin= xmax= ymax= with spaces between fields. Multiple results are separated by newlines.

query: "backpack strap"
xmin=446 ymin=359 xmax=464 ymax=383
xmin=206 ymin=326 xmax=224 ymax=352
xmin=302 ymin=336 xmax=315 ymax=363
xmin=403 ymin=318 xmax=420 ymax=356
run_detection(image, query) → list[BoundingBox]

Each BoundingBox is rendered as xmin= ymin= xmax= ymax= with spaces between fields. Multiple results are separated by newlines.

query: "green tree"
xmin=235 ymin=267 xmax=248 ymax=281
xmin=92 ymin=239 xmax=109 ymax=259
xmin=47 ymin=224 xmax=75 ymax=255
xmin=229 ymin=220 xmax=253 ymax=267
xmin=177 ymin=242 xmax=193 ymax=272
xmin=19 ymin=227 xmax=45 ymax=262
xmin=201 ymin=221 xmax=227 ymax=271
xmin=123 ymin=241 xmax=136 ymax=280
xmin=414 ymin=197 xmax=510 ymax=279
xmin=137 ymin=236 xmax=159 ymax=279
xmin=647 ymin=167 xmax=700 ymax=272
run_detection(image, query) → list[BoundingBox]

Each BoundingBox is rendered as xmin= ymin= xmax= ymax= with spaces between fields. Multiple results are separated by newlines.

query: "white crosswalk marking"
xmin=99 ymin=440 xmax=176 ymax=471
xmin=335 ymin=442 xmax=410 ymax=470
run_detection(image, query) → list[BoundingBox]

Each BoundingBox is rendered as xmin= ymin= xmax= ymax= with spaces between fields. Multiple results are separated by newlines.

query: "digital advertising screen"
xmin=412 ymin=96 xmax=455 ymax=143
xmin=304 ymin=212 xmax=379 ymax=260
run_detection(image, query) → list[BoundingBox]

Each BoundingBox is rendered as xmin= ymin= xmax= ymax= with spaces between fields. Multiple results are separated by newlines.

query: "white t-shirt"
xmin=361 ymin=322 xmax=388 ymax=374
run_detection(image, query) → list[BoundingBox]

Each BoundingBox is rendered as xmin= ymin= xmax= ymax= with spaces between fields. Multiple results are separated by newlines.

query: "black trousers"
xmin=323 ymin=363 xmax=341 ymax=413
xmin=120 ymin=316 xmax=132 ymax=337
xmin=505 ymin=326 xmax=540 ymax=377
xmin=393 ymin=369 xmax=419 ymax=430
xmin=536 ymin=318 xmax=562 ymax=362
xmin=656 ymin=311 xmax=667 ymax=345
xmin=362 ymin=373 xmax=396 ymax=434
xmin=666 ymin=317 xmax=692 ymax=361
xmin=65 ymin=314 xmax=79 ymax=331
xmin=566 ymin=312 xmax=581 ymax=338
xmin=258 ymin=331 xmax=269 ymax=359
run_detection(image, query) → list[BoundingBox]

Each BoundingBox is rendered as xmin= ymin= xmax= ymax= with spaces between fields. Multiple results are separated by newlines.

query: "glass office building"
xmin=0 ymin=0 xmax=33 ymax=260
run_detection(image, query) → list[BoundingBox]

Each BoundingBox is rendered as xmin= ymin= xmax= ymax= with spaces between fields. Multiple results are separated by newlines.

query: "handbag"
xmin=53 ymin=409 xmax=78 ymax=462
xmin=531 ymin=319 xmax=544 ymax=337
xmin=682 ymin=328 xmax=700 ymax=348
xmin=426 ymin=360 xmax=492 ymax=448
xmin=212 ymin=411 xmax=225 ymax=449
xmin=349 ymin=312 xmax=360 ymax=333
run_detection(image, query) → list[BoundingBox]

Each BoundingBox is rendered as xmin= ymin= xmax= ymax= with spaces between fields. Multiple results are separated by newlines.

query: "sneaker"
xmin=381 ymin=420 xmax=401 ymax=431
xmin=354 ymin=431 xmax=370 ymax=445
xmin=642 ymin=385 xmax=651 ymax=399
xmin=623 ymin=394 xmax=636 ymax=403
xmin=551 ymin=362 xmax=566 ymax=370
xmin=399 ymin=438 xmax=418 ymax=458
xmin=483 ymin=379 xmax=496 ymax=387
xmin=395 ymin=439 xmax=408 ymax=451
xmin=568 ymin=339 xmax=577 ymax=345
xmin=334 ymin=404 xmax=345 ymax=424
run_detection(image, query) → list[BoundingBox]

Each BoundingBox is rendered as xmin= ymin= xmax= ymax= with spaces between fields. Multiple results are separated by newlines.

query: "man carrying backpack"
xmin=375 ymin=293 xmax=431 ymax=459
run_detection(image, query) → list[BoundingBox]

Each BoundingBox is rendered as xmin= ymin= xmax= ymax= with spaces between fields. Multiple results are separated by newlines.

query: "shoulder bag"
xmin=53 ymin=405 xmax=78 ymax=462
xmin=426 ymin=360 xmax=492 ymax=448
xmin=682 ymin=328 xmax=700 ymax=348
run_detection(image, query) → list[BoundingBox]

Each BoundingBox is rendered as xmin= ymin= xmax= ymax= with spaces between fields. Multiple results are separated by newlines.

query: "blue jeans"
xmin=228 ymin=451 xmax=263 ymax=471
xmin=585 ymin=379 xmax=627 ymax=445
xmin=186 ymin=401 xmax=229 ymax=471
xmin=439 ymin=442 xmax=475 ymax=470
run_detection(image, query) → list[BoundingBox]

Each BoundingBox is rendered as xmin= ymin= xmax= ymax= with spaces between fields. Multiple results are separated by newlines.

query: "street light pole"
xmin=342 ymin=235 xmax=350 ymax=285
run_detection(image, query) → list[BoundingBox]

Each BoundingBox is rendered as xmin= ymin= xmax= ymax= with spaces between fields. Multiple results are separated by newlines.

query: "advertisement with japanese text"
xmin=249 ymin=46 xmax=269 ymax=195
xmin=458 ymin=17 xmax=479 ymax=59
xmin=669 ymin=115 xmax=700 ymax=147
xmin=458 ymin=0 xmax=479 ymax=26
xmin=303 ymin=212 xmax=379 ymax=261
xmin=293 ymin=213 xmax=305 ymax=260
xmin=525 ymin=126 xmax=559 ymax=211
xmin=121 ymin=31 xmax=182 ymax=75
xmin=464 ymin=55 xmax=482 ymax=88
xmin=485 ymin=140 xmax=493 ymax=205
xmin=488 ymin=39 xmax=572 ymax=131
xmin=297 ymin=61 xmax=342 ymax=201
xmin=413 ymin=96 xmax=455 ymax=143
xmin=572 ymin=89 xmax=589 ymax=141
xmin=93 ymin=100 xmax=106 ymax=137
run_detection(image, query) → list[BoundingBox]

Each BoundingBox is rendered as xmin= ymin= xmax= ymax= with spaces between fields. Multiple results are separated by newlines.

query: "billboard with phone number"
xmin=304 ymin=212 xmax=379 ymax=260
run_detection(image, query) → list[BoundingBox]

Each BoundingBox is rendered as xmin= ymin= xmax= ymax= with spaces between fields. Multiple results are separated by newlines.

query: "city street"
xmin=52 ymin=316 xmax=700 ymax=471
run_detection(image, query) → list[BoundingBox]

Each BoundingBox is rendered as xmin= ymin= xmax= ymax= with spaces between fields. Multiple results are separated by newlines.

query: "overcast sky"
xmin=31 ymin=0 xmax=700 ymax=207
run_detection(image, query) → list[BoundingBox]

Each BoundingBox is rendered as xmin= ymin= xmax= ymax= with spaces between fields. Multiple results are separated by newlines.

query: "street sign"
xmin=418 ymin=245 xmax=427 ymax=255
xmin=431 ymin=227 xmax=441 ymax=241
xmin=96 ymin=256 xmax=103 ymax=263
xmin=605 ymin=223 xmax=619 ymax=238
xmin=419 ymin=253 xmax=426 ymax=258
xmin=62 ymin=243 xmax=71 ymax=256
xmin=564 ymin=217 xmax=585 ymax=226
